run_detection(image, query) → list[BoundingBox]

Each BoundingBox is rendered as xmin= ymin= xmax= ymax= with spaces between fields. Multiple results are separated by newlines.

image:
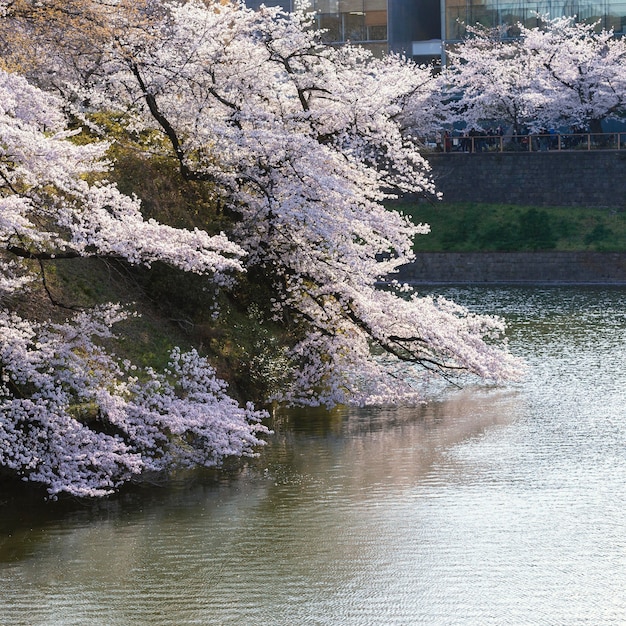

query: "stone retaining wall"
xmin=396 ymin=251 xmax=626 ymax=284
xmin=426 ymin=151 xmax=626 ymax=209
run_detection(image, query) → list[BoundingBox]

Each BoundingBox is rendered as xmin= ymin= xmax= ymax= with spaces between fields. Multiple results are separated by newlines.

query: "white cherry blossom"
xmin=0 ymin=1 xmax=524 ymax=497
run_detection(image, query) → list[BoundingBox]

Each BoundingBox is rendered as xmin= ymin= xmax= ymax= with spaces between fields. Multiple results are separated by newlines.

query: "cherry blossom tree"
xmin=521 ymin=16 xmax=626 ymax=133
xmin=0 ymin=68 xmax=268 ymax=498
xmin=0 ymin=0 xmax=523 ymax=496
xmin=441 ymin=16 xmax=626 ymax=134
xmin=442 ymin=24 xmax=552 ymax=134
xmin=88 ymin=0 xmax=522 ymax=404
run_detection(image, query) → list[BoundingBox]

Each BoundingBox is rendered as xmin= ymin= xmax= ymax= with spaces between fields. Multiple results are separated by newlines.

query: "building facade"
xmin=445 ymin=0 xmax=626 ymax=43
xmin=246 ymin=0 xmax=626 ymax=61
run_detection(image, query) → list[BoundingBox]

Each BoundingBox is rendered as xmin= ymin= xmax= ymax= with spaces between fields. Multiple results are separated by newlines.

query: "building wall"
xmin=426 ymin=151 xmax=626 ymax=208
xmin=388 ymin=0 xmax=440 ymax=54
xmin=243 ymin=0 xmax=626 ymax=61
xmin=243 ymin=0 xmax=442 ymax=57
xmin=444 ymin=0 xmax=626 ymax=42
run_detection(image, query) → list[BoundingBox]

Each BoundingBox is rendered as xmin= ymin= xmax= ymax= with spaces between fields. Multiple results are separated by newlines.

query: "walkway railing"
xmin=426 ymin=132 xmax=626 ymax=153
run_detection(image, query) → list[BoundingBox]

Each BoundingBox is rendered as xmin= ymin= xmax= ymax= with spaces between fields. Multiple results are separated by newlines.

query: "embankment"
xmin=426 ymin=151 xmax=626 ymax=209
xmin=396 ymin=251 xmax=626 ymax=284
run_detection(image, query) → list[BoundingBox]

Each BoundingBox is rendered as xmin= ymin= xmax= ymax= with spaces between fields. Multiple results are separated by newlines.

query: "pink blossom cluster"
xmin=0 ymin=306 xmax=268 ymax=498
xmin=0 ymin=67 xmax=266 ymax=497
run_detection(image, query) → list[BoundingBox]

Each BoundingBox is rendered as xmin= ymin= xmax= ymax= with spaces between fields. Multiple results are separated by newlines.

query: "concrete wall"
xmin=396 ymin=251 xmax=626 ymax=284
xmin=426 ymin=151 xmax=626 ymax=209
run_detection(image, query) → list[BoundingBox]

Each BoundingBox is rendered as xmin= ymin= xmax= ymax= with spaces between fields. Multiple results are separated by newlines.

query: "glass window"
xmin=315 ymin=0 xmax=339 ymax=13
xmin=470 ymin=6 xmax=499 ymax=28
xmin=442 ymin=0 xmax=626 ymax=41
xmin=314 ymin=0 xmax=387 ymax=42
xmin=344 ymin=13 xmax=366 ymax=41
xmin=445 ymin=0 xmax=469 ymax=41
xmin=364 ymin=0 xmax=386 ymax=41
xmin=319 ymin=13 xmax=342 ymax=42
xmin=338 ymin=0 xmax=365 ymax=11
xmin=367 ymin=23 xmax=388 ymax=40
xmin=610 ymin=1 xmax=626 ymax=33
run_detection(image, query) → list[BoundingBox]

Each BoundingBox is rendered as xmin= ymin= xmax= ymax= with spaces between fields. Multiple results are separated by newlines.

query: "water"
xmin=1 ymin=286 xmax=626 ymax=625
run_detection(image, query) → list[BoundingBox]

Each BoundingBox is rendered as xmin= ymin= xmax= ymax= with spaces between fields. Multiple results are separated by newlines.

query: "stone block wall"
xmin=396 ymin=251 xmax=626 ymax=284
xmin=426 ymin=151 xmax=626 ymax=209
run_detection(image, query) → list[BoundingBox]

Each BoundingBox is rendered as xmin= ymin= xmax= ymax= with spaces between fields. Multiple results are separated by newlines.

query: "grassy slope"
xmin=394 ymin=202 xmax=626 ymax=252
xmin=41 ymin=255 xmax=285 ymax=406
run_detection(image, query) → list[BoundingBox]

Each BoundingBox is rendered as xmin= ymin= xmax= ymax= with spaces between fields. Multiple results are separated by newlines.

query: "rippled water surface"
xmin=2 ymin=286 xmax=626 ymax=625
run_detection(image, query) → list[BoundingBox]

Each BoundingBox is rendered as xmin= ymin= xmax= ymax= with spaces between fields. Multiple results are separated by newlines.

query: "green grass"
xmin=44 ymin=256 xmax=292 ymax=404
xmin=393 ymin=202 xmax=626 ymax=252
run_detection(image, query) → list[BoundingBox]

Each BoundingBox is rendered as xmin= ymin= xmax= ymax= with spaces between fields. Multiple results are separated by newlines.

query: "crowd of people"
xmin=430 ymin=127 xmax=623 ymax=152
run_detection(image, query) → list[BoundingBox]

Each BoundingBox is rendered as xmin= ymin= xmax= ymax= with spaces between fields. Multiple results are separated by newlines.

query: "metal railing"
xmin=427 ymin=132 xmax=626 ymax=153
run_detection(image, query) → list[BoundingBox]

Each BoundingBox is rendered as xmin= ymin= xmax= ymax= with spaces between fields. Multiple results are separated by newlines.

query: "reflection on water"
xmin=1 ymin=286 xmax=626 ymax=625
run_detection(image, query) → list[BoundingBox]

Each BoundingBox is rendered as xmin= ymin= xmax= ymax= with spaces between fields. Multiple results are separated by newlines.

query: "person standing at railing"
xmin=461 ymin=130 xmax=470 ymax=152
xmin=469 ymin=128 xmax=481 ymax=152
xmin=549 ymin=128 xmax=557 ymax=150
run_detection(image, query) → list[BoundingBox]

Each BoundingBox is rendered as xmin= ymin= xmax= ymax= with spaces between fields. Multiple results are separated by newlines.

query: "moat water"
xmin=1 ymin=286 xmax=625 ymax=625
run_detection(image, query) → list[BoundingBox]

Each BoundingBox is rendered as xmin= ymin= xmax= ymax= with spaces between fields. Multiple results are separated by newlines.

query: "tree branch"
xmin=37 ymin=258 xmax=83 ymax=311
xmin=7 ymin=245 xmax=81 ymax=260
